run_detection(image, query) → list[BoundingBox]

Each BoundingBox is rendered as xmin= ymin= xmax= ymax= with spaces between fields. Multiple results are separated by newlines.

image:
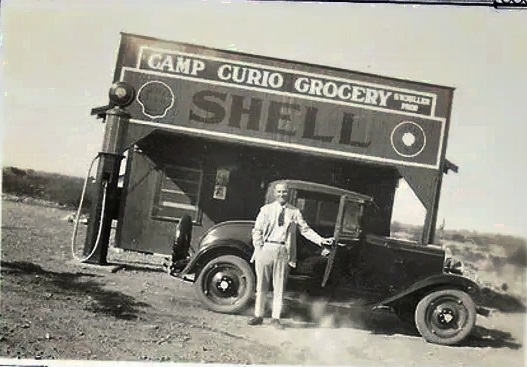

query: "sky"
xmin=1 ymin=0 xmax=526 ymax=238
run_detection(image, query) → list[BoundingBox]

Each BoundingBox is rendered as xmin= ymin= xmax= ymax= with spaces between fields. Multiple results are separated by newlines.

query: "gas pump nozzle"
xmin=91 ymin=104 xmax=115 ymax=120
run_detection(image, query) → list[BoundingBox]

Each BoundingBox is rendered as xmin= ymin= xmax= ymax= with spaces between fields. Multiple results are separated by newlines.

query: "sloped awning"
xmin=444 ymin=159 xmax=459 ymax=174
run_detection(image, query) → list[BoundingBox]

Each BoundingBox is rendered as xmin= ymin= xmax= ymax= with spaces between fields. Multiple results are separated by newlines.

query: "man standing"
xmin=248 ymin=181 xmax=333 ymax=328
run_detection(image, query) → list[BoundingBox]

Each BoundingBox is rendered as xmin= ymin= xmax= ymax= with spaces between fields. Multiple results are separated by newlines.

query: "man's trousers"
xmin=254 ymin=243 xmax=289 ymax=319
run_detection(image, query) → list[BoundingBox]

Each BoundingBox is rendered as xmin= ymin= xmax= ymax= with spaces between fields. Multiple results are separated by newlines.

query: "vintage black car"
xmin=169 ymin=180 xmax=488 ymax=346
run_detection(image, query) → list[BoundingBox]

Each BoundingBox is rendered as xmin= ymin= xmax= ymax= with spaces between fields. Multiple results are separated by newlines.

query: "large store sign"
xmin=140 ymin=49 xmax=436 ymax=117
xmin=115 ymin=34 xmax=453 ymax=170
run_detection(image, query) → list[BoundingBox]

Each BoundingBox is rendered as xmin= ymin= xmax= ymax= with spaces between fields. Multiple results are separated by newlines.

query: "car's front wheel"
xmin=414 ymin=289 xmax=476 ymax=345
xmin=194 ymin=255 xmax=255 ymax=314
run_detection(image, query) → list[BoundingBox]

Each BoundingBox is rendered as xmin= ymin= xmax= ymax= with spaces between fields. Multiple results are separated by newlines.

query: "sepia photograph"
xmin=1 ymin=1 xmax=526 ymax=366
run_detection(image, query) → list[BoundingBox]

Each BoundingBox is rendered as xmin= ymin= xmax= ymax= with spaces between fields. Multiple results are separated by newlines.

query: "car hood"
xmin=366 ymin=234 xmax=445 ymax=256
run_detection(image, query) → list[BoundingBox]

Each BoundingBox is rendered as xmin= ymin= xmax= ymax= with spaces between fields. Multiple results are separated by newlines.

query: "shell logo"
xmin=390 ymin=121 xmax=427 ymax=158
xmin=137 ymin=81 xmax=175 ymax=119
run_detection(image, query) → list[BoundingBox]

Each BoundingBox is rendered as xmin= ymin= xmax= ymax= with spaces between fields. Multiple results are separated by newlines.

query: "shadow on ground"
xmin=281 ymin=298 xmax=522 ymax=349
xmin=474 ymin=288 xmax=526 ymax=313
xmin=464 ymin=325 xmax=523 ymax=349
xmin=282 ymin=298 xmax=417 ymax=337
xmin=1 ymin=260 xmax=150 ymax=320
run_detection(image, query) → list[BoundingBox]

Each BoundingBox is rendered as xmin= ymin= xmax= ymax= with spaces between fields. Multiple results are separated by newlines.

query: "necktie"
xmin=278 ymin=206 xmax=285 ymax=227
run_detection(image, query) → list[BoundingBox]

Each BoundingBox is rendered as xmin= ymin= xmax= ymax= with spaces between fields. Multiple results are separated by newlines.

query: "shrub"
xmin=507 ymin=245 xmax=527 ymax=267
xmin=2 ymin=166 xmax=91 ymax=211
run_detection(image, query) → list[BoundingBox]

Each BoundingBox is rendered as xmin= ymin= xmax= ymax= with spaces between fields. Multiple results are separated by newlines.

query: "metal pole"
xmin=427 ymin=170 xmax=444 ymax=244
xmin=83 ymin=107 xmax=130 ymax=264
xmin=423 ymin=88 xmax=454 ymax=245
xmin=421 ymin=170 xmax=443 ymax=245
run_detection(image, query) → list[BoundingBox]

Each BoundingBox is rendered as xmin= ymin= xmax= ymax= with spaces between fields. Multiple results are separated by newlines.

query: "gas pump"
xmin=73 ymin=82 xmax=135 ymax=265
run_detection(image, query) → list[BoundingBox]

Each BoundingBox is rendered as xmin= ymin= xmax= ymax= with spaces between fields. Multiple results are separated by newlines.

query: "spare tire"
xmin=171 ymin=214 xmax=193 ymax=263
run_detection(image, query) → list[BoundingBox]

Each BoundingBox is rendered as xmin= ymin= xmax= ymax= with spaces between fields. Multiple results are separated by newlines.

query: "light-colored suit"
xmin=250 ymin=201 xmax=324 ymax=319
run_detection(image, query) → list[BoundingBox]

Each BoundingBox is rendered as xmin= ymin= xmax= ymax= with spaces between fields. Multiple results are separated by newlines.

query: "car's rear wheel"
xmin=194 ymin=255 xmax=255 ymax=314
xmin=414 ymin=289 xmax=476 ymax=345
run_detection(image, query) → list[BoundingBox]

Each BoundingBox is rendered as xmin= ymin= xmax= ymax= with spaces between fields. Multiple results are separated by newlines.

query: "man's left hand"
xmin=321 ymin=237 xmax=334 ymax=246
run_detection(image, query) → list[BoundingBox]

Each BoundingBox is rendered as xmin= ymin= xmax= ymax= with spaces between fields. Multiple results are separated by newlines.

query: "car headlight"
xmin=444 ymin=256 xmax=464 ymax=275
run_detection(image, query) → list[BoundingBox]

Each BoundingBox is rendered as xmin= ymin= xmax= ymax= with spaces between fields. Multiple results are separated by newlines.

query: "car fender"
xmin=180 ymin=239 xmax=254 ymax=278
xmin=378 ymin=273 xmax=481 ymax=307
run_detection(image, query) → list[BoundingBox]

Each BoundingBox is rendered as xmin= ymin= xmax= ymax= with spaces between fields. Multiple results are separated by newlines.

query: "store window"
xmin=152 ymin=162 xmax=203 ymax=224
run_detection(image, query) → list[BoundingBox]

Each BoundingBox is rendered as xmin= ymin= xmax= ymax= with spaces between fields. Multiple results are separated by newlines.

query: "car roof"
xmin=267 ymin=180 xmax=373 ymax=203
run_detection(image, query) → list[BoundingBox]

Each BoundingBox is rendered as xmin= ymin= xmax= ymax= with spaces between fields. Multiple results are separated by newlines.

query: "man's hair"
xmin=274 ymin=181 xmax=289 ymax=191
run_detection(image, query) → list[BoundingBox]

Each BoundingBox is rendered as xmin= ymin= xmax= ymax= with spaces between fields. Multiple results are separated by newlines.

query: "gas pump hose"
xmin=70 ymin=154 xmax=109 ymax=263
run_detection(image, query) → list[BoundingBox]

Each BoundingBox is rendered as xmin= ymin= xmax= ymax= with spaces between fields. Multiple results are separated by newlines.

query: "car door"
xmin=354 ymin=235 xmax=400 ymax=293
xmin=321 ymin=195 xmax=363 ymax=288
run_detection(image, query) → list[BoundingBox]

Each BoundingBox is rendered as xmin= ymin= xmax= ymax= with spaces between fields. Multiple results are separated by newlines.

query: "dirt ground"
xmin=1 ymin=199 xmax=525 ymax=366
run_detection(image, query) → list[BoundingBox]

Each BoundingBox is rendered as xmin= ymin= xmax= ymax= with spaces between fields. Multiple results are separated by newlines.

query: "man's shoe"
xmin=270 ymin=318 xmax=285 ymax=329
xmin=248 ymin=317 xmax=263 ymax=326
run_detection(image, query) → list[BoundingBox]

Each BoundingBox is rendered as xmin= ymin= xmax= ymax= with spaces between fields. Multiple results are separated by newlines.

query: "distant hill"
xmin=391 ymin=220 xmax=527 ymax=268
xmin=2 ymin=166 xmax=91 ymax=210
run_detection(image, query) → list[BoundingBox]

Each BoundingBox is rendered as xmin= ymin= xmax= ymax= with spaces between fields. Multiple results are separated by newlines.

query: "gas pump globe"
xmin=90 ymin=81 xmax=135 ymax=119
xmin=109 ymin=81 xmax=135 ymax=108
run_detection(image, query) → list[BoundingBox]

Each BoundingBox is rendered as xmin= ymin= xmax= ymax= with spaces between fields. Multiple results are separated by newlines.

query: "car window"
xmin=295 ymin=190 xmax=340 ymax=228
